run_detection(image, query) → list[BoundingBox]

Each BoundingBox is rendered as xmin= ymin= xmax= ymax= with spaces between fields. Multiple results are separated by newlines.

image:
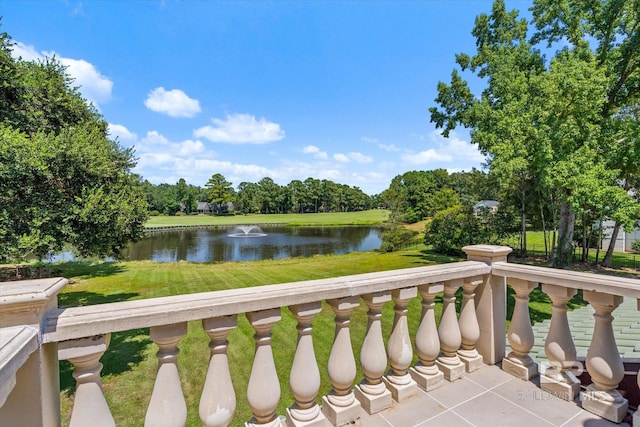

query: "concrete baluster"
xmin=502 ymin=278 xmax=538 ymax=380
xmin=354 ymin=292 xmax=392 ymax=414
xmin=286 ymin=302 xmax=328 ymax=427
xmin=59 ymin=334 xmax=115 ymax=427
xmin=410 ymin=283 xmax=444 ymax=391
xmin=321 ymin=297 xmax=361 ymax=426
xmin=458 ymin=277 xmax=484 ymax=372
xmin=436 ymin=279 xmax=465 ymax=381
xmin=383 ymin=287 xmax=418 ymax=402
xmin=145 ymin=323 xmax=187 ymax=427
xmin=580 ymin=292 xmax=628 ymax=423
xmin=246 ymin=309 xmax=282 ymax=427
xmin=540 ymin=284 xmax=580 ymax=401
xmin=200 ymin=315 xmax=237 ymax=427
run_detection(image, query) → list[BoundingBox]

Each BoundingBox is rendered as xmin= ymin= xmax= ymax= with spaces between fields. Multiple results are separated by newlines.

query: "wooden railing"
xmin=1 ymin=245 xmax=639 ymax=426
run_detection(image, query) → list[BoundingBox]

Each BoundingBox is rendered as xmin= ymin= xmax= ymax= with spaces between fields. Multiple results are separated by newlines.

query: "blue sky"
xmin=3 ymin=0 xmax=532 ymax=195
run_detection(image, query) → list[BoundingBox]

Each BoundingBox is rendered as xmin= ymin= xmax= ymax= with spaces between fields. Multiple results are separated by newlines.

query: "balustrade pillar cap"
xmin=462 ymin=245 xmax=512 ymax=263
xmin=0 ymin=277 xmax=68 ymax=328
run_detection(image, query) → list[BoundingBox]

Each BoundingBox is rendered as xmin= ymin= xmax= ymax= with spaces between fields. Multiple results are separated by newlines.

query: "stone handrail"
xmin=42 ymin=261 xmax=490 ymax=343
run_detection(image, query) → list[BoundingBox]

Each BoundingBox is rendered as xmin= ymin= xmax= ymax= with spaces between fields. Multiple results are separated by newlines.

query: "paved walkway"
xmin=357 ymin=364 xmax=629 ymax=426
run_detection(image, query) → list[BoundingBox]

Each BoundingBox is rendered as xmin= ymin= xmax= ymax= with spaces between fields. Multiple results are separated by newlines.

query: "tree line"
xmin=143 ymin=174 xmax=378 ymax=216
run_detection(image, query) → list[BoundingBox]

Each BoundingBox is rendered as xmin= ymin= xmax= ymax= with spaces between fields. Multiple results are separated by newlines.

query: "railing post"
xmin=383 ymin=287 xmax=418 ymax=402
xmin=59 ymin=334 xmax=115 ymax=427
xmin=502 ymin=278 xmax=538 ymax=380
xmin=580 ymin=291 xmax=628 ymax=423
xmin=462 ymin=245 xmax=512 ymax=365
xmin=410 ymin=283 xmax=444 ymax=391
xmin=458 ymin=277 xmax=484 ymax=372
xmin=321 ymin=297 xmax=361 ymax=426
xmin=200 ymin=315 xmax=237 ymax=427
xmin=354 ymin=292 xmax=392 ymax=414
xmin=246 ymin=309 xmax=282 ymax=427
xmin=540 ymin=284 xmax=580 ymax=401
xmin=286 ymin=302 xmax=328 ymax=427
xmin=0 ymin=277 xmax=67 ymax=427
xmin=145 ymin=322 xmax=187 ymax=427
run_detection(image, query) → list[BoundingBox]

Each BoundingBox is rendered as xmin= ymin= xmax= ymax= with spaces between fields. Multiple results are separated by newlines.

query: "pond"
xmin=122 ymin=225 xmax=383 ymax=262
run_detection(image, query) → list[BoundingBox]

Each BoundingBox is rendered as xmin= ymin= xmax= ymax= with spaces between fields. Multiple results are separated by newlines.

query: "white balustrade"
xmin=145 ymin=322 xmax=187 ymax=427
xmin=502 ymin=278 xmax=538 ymax=380
xmin=286 ymin=302 xmax=328 ymax=427
xmin=458 ymin=277 xmax=483 ymax=372
xmin=5 ymin=247 xmax=640 ymax=426
xmin=200 ymin=315 xmax=237 ymax=427
xmin=59 ymin=334 xmax=115 ymax=427
xmin=540 ymin=284 xmax=580 ymax=401
xmin=436 ymin=279 xmax=465 ymax=381
xmin=410 ymin=283 xmax=444 ymax=391
xmin=354 ymin=292 xmax=392 ymax=414
xmin=383 ymin=287 xmax=418 ymax=402
xmin=321 ymin=297 xmax=361 ymax=426
xmin=246 ymin=309 xmax=282 ymax=427
xmin=580 ymin=292 xmax=628 ymax=423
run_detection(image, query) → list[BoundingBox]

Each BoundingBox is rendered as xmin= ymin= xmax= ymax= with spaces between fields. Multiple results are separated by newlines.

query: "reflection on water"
xmin=125 ymin=226 xmax=383 ymax=262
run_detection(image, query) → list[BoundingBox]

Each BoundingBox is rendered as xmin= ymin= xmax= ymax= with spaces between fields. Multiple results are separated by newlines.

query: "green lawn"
xmin=145 ymin=209 xmax=389 ymax=227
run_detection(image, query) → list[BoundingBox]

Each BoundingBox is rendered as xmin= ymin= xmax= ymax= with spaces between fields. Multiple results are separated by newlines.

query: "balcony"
xmin=1 ymin=245 xmax=639 ymax=426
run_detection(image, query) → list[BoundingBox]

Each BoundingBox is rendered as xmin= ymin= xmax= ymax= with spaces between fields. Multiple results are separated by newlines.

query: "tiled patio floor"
xmin=355 ymin=364 xmax=631 ymax=427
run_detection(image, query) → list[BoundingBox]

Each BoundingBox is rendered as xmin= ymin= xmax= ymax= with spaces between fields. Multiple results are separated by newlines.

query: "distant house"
xmin=196 ymin=201 xmax=214 ymax=214
xmin=196 ymin=201 xmax=234 ymax=214
xmin=473 ymin=200 xmax=499 ymax=215
xmin=600 ymin=220 xmax=640 ymax=253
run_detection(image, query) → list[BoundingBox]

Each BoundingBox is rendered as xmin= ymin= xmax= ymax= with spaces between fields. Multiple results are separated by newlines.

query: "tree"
xmin=429 ymin=0 xmax=639 ymax=267
xmin=0 ymin=31 xmax=148 ymax=261
xmin=205 ymin=173 xmax=235 ymax=214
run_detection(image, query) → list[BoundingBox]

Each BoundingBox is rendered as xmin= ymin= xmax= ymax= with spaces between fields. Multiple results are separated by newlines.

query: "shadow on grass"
xmin=58 ymin=290 xmax=140 ymax=308
xmin=59 ymin=328 xmax=151 ymax=396
xmin=50 ymin=261 xmax=127 ymax=280
xmin=401 ymin=248 xmax=462 ymax=264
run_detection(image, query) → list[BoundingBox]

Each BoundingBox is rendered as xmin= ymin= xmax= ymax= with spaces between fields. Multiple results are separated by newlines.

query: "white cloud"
xmin=379 ymin=143 xmax=400 ymax=152
xmin=144 ymin=87 xmax=201 ymax=118
xmin=58 ymin=57 xmax=113 ymax=105
xmin=12 ymin=42 xmax=42 ymax=61
xmin=194 ymin=113 xmax=285 ymax=144
xmin=12 ymin=41 xmax=113 ymax=108
xmin=348 ymin=152 xmax=373 ymax=163
xmin=361 ymin=137 xmax=378 ymax=144
xmin=302 ymin=145 xmax=328 ymax=159
xmin=334 ymin=153 xmax=350 ymax=163
xmin=402 ymin=149 xmax=452 ymax=165
xmin=178 ymin=140 xmax=205 ymax=156
xmin=141 ymin=130 xmax=171 ymax=146
xmin=402 ymin=131 xmax=485 ymax=165
xmin=107 ymin=123 xmax=137 ymax=142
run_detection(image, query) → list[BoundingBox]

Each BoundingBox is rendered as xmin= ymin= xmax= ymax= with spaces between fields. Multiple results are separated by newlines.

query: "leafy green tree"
xmin=205 ymin=173 xmax=235 ymax=213
xmin=0 ymin=31 xmax=148 ymax=261
xmin=430 ymin=0 xmax=639 ymax=267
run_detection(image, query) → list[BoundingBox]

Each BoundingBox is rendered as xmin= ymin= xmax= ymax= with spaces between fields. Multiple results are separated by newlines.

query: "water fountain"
xmin=227 ymin=225 xmax=267 ymax=238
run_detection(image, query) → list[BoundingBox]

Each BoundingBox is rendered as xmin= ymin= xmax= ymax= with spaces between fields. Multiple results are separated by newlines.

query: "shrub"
xmin=424 ymin=205 xmax=486 ymax=256
xmin=632 ymin=239 xmax=640 ymax=253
